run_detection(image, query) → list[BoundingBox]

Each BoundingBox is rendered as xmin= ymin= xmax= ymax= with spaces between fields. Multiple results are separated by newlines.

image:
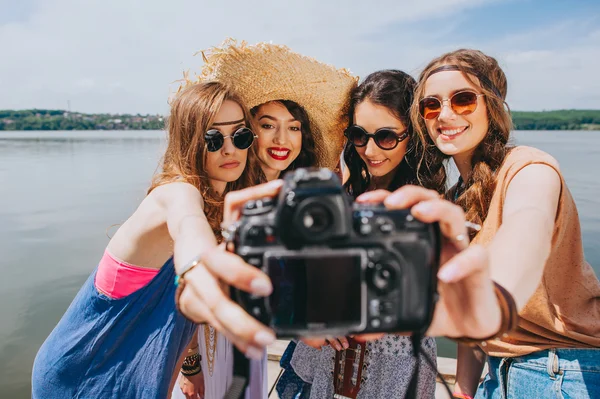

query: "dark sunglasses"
xmin=344 ymin=125 xmax=409 ymax=151
xmin=204 ymin=127 xmax=256 ymax=152
xmin=419 ymin=90 xmax=484 ymax=120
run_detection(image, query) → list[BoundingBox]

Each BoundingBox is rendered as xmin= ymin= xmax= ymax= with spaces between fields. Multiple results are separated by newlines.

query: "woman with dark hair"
xmin=343 ymin=69 xmax=418 ymax=197
xmin=251 ymin=99 xmax=317 ymax=181
xmin=412 ymin=48 xmax=600 ymax=399
xmin=288 ymin=70 xmax=437 ymax=399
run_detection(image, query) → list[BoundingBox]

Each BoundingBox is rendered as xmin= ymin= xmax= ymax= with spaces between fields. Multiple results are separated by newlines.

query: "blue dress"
xmin=32 ymin=258 xmax=196 ymax=398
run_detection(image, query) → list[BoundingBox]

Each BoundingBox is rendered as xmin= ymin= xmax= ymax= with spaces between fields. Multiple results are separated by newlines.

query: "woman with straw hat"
xmin=171 ymin=39 xmax=357 ymax=399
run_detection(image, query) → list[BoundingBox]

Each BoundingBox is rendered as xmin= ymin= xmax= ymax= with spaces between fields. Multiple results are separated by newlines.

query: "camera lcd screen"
xmin=266 ymin=252 xmax=363 ymax=329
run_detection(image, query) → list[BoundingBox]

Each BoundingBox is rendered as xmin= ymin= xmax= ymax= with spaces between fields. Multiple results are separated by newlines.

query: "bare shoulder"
xmin=148 ymin=181 xmax=204 ymax=210
xmin=506 ymin=145 xmax=561 ymax=170
xmin=107 ymin=181 xmax=205 ymax=265
xmin=504 ymin=161 xmax=562 ymax=221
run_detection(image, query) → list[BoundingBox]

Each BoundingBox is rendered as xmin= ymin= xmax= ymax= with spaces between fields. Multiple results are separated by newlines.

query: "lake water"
xmin=0 ymin=130 xmax=598 ymax=398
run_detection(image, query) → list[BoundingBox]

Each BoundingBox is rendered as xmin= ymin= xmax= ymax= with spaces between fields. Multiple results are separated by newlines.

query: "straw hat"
xmin=177 ymin=39 xmax=358 ymax=170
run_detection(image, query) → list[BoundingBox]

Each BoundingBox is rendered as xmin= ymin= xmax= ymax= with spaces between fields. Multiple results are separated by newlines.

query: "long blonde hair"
xmin=149 ymin=81 xmax=261 ymax=240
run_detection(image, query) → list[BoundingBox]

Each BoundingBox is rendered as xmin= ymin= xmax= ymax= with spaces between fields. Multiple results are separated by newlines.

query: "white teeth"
xmin=269 ymin=149 xmax=289 ymax=156
xmin=369 ymin=159 xmax=385 ymax=165
xmin=440 ymin=127 xmax=466 ymax=136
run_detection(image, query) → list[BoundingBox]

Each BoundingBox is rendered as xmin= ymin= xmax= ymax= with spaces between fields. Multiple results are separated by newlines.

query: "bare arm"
xmin=454 ymin=344 xmax=486 ymax=396
xmin=454 ymin=164 xmax=560 ymax=395
xmin=487 ymin=164 xmax=561 ymax=310
xmin=152 ymin=182 xmax=218 ymax=274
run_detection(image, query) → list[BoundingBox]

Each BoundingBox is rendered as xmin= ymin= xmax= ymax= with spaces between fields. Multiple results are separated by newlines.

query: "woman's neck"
xmin=261 ymin=165 xmax=281 ymax=182
xmin=369 ymin=168 xmax=397 ymax=192
xmin=453 ymin=152 xmax=474 ymax=182
xmin=209 ymin=179 xmax=227 ymax=196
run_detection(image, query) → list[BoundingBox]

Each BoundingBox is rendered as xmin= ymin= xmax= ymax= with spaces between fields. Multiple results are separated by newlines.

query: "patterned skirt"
xmin=290 ymin=335 xmax=437 ymax=399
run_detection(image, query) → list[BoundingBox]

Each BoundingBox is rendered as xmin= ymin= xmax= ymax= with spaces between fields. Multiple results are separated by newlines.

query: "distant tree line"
xmin=511 ymin=110 xmax=600 ymax=130
xmin=0 ymin=109 xmax=165 ymax=131
xmin=1 ymin=109 xmax=599 ymax=131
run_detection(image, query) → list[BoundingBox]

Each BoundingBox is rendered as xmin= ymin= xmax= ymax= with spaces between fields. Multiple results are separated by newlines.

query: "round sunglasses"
xmin=419 ymin=90 xmax=485 ymax=120
xmin=344 ymin=125 xmax=409 ymax=150
xmin=204 ymin=127 xmax=256 ymax=152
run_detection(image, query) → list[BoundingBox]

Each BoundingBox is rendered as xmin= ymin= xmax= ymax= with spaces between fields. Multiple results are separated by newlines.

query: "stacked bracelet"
xmin=452 ymin=282 xmax=519 ymax=347
xmin=181 ymin=352 xmax=202 ymax=376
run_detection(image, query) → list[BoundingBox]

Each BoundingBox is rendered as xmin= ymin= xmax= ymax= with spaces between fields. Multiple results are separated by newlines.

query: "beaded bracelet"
xmin=181 ymin=352 xmax=202 ymax=376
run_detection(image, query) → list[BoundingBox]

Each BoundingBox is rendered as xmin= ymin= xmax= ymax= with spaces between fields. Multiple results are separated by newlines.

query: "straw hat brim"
xmin=178 ymin=39 xmax=358 ymax=170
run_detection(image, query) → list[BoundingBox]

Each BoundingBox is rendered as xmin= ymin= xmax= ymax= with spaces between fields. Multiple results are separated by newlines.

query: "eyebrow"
xmin=425 ymin=87 xmax=478 ymax=98
xmin=211 ymin=117 xmax=245 ymax=126
xmin=210 ymin=123 xmax=245 ymax=131
xmin=258 ymin=115 xmax=298 ymax=123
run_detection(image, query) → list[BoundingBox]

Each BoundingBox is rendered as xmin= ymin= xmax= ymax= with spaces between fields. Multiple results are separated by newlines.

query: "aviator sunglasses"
xmin=344 ymin=125 xmax=409 ymax=150
xmin=204 ymin=127 xmax=257 ymax=152
xmin=419 ymin=90 xmax=484 ymax=120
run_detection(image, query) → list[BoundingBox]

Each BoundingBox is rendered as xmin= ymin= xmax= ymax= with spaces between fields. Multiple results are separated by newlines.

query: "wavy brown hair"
xmin=411 ymin=49 xmax=514 ymax=231
xmin=148 ymin=81 xmax=260 ymax=240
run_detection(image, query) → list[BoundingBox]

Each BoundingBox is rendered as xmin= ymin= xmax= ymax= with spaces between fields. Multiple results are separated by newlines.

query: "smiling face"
xmin=423 ymin=70 xmax=489 ymax=158
xmin=253 ymin=101 xmax=302 ymax=180
xmin=353 ymin=100 xmax=409 ymax=179
xmin=204 ymin=99 xmax=249 ymax=194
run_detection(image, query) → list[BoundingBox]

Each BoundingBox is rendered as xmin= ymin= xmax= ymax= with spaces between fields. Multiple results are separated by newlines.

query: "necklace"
xmin=203 ymin=324 xmax=217 ymax=376
xmin=453 ymin=176 xmax=464 ymax=202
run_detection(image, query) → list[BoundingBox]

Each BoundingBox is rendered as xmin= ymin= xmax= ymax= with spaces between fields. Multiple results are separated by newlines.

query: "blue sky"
xmin=0 ymin=0 xmax=598 ymax=114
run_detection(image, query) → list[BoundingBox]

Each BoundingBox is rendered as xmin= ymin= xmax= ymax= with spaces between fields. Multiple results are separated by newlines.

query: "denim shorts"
xmin=475 ymin=348 xmax=600 ymax=399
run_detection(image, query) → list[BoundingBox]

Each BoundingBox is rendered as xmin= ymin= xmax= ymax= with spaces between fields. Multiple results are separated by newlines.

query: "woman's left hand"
xmin=354 ymin=186 xmax=501 ymax=340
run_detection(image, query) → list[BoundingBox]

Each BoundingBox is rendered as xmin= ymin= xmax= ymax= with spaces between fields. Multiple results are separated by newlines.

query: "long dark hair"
xmin=410 ymin=49 xmax=513 ymax=229
xmin=251 ymin=100 xmax=317 ymax=180
xmin=343 ymin=70 xmax=418 ymax=198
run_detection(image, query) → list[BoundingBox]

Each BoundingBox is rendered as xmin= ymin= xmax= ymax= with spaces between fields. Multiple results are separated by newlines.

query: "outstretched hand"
xmin=353 ymin=186 xmax=500 ymax=340
xmin=183 ymin=179 xmax=502 ymax=356
xmin=176 ymin=180 xmax=284 ymax=358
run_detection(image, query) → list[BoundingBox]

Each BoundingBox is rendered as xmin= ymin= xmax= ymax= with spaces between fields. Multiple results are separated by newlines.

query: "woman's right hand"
xmin=176 ymin=180 xmax=284 ymax=358
xmin=179 ymin=372 xmax=205 ymax=399
xmin=302 ymin=336 xmax=350 ymax=351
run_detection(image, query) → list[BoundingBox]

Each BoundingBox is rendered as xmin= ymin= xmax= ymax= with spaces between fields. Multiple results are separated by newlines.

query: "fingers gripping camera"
xmin=230 ymin=168 xmax=441 ymax=338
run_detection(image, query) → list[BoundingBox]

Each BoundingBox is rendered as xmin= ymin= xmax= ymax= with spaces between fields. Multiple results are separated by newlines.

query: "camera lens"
xmin=300 ymin=203 xmax=332 ymax=234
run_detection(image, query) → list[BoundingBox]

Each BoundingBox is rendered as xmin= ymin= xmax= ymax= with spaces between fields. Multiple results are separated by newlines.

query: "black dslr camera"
xmin=230 ymin=168 xmax=441 ymax=337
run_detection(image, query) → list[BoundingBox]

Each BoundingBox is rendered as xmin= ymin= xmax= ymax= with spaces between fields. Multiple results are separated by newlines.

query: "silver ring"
xmin=465 ymin=221 xmax=481 ymax=232
xmin=220 ymin=221 xmax=240 ymax=242
xmin=454 ymin=234 xmax=467 ymax=242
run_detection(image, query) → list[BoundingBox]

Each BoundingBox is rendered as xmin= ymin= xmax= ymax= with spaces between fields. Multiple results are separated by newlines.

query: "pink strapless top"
xmin=95 ymin=250 xmax=160 ymax=299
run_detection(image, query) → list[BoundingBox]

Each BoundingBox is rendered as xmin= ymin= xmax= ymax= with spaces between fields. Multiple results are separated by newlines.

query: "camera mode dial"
xmin=242 ymin=196 xmax=276 ymax=216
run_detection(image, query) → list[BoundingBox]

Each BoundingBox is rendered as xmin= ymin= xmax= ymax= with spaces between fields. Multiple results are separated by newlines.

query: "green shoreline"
xmin=1 ymin=109 xmax=600 ymax=131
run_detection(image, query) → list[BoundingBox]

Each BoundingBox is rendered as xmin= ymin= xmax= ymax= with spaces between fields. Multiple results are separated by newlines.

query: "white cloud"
xmin=0 ymin=0 xmax=597 ymax=113
xmin=484 ymin=18 xmax=600 ymax=110
xmin=0 ymin=0 xmax=497 ymax=114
